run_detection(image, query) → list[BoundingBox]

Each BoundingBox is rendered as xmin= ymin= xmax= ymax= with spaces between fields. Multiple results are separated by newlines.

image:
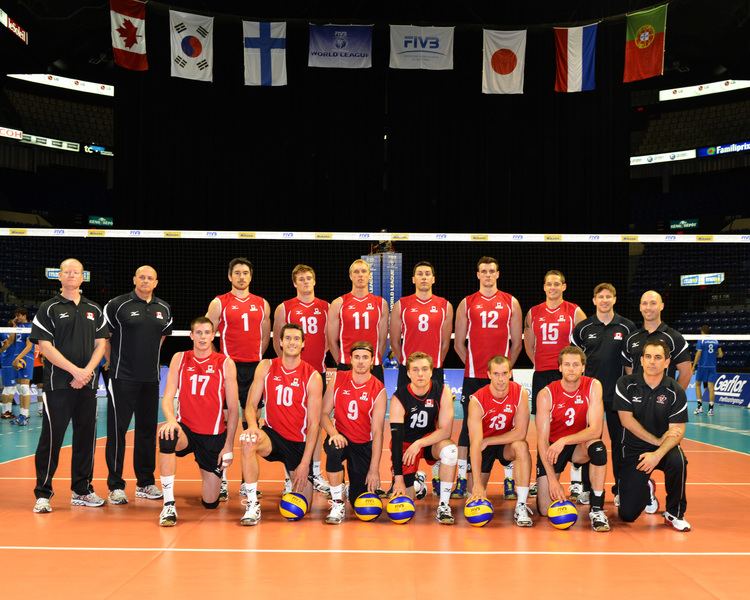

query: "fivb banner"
xmin=389 ymin=25 xmax=454 ymax=70
xmin=308 ymin=24 xmax=372 ymax=68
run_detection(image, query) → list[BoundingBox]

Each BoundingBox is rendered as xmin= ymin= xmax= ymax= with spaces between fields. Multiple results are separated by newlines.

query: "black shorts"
xmin=535 ymin=444 xmax=577 ymax=479
xmin=337 ymin=363 xmax=384 ymax=383
xmin=33 ymin=366 xmax=44 ymax=385
xmin=323 ymin=436 xmax=372 ymax=503
xmin=478 ymin=444 xmax=512 ymax=474
xmin=262 ymin=424 xmax=314 ymax=476
xmin=458 ymin=377 xmax=490 ymax=446
xmin=396 ymin=364 xmax=445 ymax=390
xmin=175 ymin=422 xmax=226 ymax=478
xmin=236 ymin=361 xmax=261 ymax=410
xmin=531 ymin=369 xmax=561 ymax=415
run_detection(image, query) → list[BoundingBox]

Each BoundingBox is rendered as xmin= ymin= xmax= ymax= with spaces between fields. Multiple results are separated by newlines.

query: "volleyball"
xmin=386 ymin=495 xmax=416 ymax=524
xmin=464 ymin=498 xmax=494 ymax=527
xmin=547 ymin=500 xmax=578 ymax=529
xmin=279 ymin=492 xmax=308 ymax=521
xmin=353 ymin=492 xmax=383 ymax=521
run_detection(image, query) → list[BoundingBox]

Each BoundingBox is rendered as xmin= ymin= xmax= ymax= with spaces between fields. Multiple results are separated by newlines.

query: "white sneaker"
xmin=693 ymin=407 xmax=703 ymax=415
xmin=590 ymin=509 xmax=611 ymax=532
xmin=108 ymin=489 xmax=128 ymax=505
xmin=135 ymin=484 xmax=163 ymax=500
xmin=33 ymin=497 xmax=52 ymax=513
xmin=577 ymin=491 xmax=591 ymax=505
xmin=219 ymin=480 xmax=229 ymax=502
xmin=569 ymin=482 xmax=583 ymax=500
xmin=241 ymin=501 xmax=261 ymax=526
xmin=71 ymin=492 xmax=105 ymax=507
xmin=325 ymin=499 xmax=346 ymax=524
xmin=645 ymin=479 xmax=659 ymax=514
xmin=436 ymin=502 xmax=455 ymax=525
xmin=663 ymin=510 xmax=691 ymax=532
xmin=313 ymin=474 xmax=331 ymax=494
xmin=414 ymin=471 xmax=427 ymax=500
xmin=159 ymin=503 xmax=177 ymax=527
xmin=513 ymin=503 xmax=534 ymax=527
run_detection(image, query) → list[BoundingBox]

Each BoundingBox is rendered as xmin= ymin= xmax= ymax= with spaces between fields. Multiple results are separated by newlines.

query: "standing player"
xmin=156 ymin=317 xmax=239 ymax=526
xmin=453 ymin=256 xmax=522 ymax=498
xmin=466 ymin=356 xmax=533 ymax=527
xmin=535 ymin=347 xmax=610 ymax=532
xmin=0 ymin=317 xmax=19 ymax=419
xmin=327 ymin=259 xmax=389 ymax=382
xmin=9 ymin=309 xmax=35 ymax=425
xmin=320 ymin=341 xmax=387 ymax=524
xmin=390 ymin=352 xmax=458 ymax=525
xmin=273 ymin=264 xmax=330 ymax=493
xmin=239 ymin=323 xmax=323 ymax=526
xmin=693 ymin=325 xmax=723 ymax=416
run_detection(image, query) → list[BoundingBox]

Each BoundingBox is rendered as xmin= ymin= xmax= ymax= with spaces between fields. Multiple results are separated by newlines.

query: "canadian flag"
xmin=110 ymin=0 xmax=147 ymax=71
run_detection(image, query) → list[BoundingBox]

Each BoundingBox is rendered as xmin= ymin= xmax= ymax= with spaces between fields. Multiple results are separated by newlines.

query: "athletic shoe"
xmin=450 ymin=477 xmax=467 ymax=499
xmin=436 ymin=502 xmax=455 ymax=525
xmin=108 ymin=489 xmax=128 ymax=505
xmin=693 ymin=407 xmax=703 ymax=415
xmin=159 ymin=503 xmax=177 ymax=527
xmin=503 ymin=477 xmax=517 ymax=500
xmin=71 ymin=492 xmax=105 ymax=507
xmin=12 ymin=414 xmax=29 ymax=426
xmin=431 ymin=477 xmax=440 ymax=496
xmin=577 ymin=491 xmax=591 ymax=505
xmin=569 ymin=482 xmax=583 ymax=500
xmin=707 ymin=408 xmax=714 ymax=416
xmin=1 ymin=410 xmax=13 ymax=419
xmin=645 ymin=479 xmax=659 ymax=514
xmin=590 ymin=509 xmax=611 ymax=532
xmin=283 ymin=478 xmax=292 ymax=495
xmin=312 ymin=474 xmax=331 ymax=495
xmin=529 ymin=482 xmax=538 ymax=497
xmin=219 ymin=480 xmax=229 ymax=502
xmin=663 ymin=511 xmax=691 ymax=532
xmin=614 ymin=494 xmax=620 ymax=508
xmin=325 ymin=499 xmax=346 ymax=524
xmin=240 ymin=501 xmax=261 ymax=526
xmin=414 ymin=471 xmax=427 ymax=500
xmin=33 ymin=498 xmax=52 ymax=513
xmin=513 ymin=503 xmax=533 ymax=527
xmin=37 ymin=406 xmax=44 ymax=417
xmin=135 ymin=484 xmax=163 ymax=500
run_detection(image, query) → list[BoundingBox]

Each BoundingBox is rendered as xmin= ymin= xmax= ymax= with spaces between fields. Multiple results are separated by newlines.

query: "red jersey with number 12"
xmin=471 ymin=380 xmax=523 ymax=439
xmin=215 ymin=292 xmax=266 ymax=362
xmin=264 ymin=358 xmax=318 ymax=442
xmin=283 ymin=297 xmax=329 ymax=372
xmin=332 ymin=371 xmax=385 ymax=443
xmin=337 ymin=292 xmax=385 ymax=365
xmin=398 ymin=294 xmax=449 ymax=367
xmin=546 ymin=376 xmax=594 ymax=444
xmin=176 ymin=351 xmax=227 ymax=436
xmin=464 ymin=290 xmax=515 ymax=377
xmin=530 ymin=301 xmax=579 ymax=371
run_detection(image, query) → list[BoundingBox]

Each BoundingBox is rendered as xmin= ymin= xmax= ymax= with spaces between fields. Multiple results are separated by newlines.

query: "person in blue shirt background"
xmin=693 ymin=325 xmax=724 ymax=417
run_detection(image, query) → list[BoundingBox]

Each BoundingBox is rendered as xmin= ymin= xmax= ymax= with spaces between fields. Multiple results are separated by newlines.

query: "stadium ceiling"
xmin=2 ymin=0 xmax=749 ymax=85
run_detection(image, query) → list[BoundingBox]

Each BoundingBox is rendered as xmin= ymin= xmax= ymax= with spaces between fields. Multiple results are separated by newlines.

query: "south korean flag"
xmin=170 ymin=10 xmax=214 ymax=82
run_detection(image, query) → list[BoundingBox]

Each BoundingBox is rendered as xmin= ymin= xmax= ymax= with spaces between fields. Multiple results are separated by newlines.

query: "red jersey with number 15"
xmin=530 ymin=301 xmax=579 ymax=371
xmin=332 ymin=371 xmax=385 ymax=444
xmin=471 ymin=380 xmax=523 ymax=439
xmin=464 ymin=290 xmax=515 ymax=378
xmin=264 ymin=358 xmax=319 ymax=442
xmin=546 ymin=376 xmax=594 ymax=444
xmin=215 ymin=292 xmax=266 ymax=363
xmin=398 ymin=294 xmax=449 ymax=367
xmin=283 ymin=297 xmax=329 ymax=373
xmin=337 ymin=292 xmax=385 ymax=365
xmin=176 ymin=351 xmax=228 ymax=436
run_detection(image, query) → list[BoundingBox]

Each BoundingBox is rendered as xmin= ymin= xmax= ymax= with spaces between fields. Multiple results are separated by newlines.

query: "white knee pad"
xmin=3 ymin=386 xmax=16 ymax=396
xmin=17 ymin=384 xmax=31 ymax=396
xmin=439 ymin=443 xmax=458 ymax=466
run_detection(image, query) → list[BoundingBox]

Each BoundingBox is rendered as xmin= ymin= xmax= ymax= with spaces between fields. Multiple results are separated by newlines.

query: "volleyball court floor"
xmin=1 ymin=399 xmax=748 ymax=599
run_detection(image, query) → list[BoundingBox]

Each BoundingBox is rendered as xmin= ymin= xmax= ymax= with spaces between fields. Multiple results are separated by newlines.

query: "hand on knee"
xmin=587 ymin=441 xmax=608 ymax=467
xmin=439 ymin=443 xmax=458 ymax=466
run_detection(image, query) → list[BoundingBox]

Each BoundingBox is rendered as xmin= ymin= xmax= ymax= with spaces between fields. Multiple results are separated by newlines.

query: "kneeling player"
xmin=390 ymin=352 xmax=457 ymax=525
xmin=536 ymin=346 xmax=610 ymax=532
xmin=467 ymin=355 xmax=533 ymax=527
xmin=157 ymin=317 xmax=239 ymax=526
xmin=321 ymin=341 xmax=387 ymax=524
xmin=239 ymin=323 xmax=323 ymax=525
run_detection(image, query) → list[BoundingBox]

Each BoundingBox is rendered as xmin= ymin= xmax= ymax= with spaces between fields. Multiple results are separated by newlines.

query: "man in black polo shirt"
xmin=104 ymin=265 xmax=173 ymax=505
xmin=30 ymin=258 xmax=109 ymax=513
xmin=615 ymin=338 xmax=690 ymax=532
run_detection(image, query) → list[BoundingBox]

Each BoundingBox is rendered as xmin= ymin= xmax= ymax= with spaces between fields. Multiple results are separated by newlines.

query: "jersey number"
xmin=409 ymin=410 xmax=428 ymax=429
xmin=479 ymin=310 xmax=498 ymax=329
xmin=189 ymin=374 xmax=210 ymax=396
xmin=489 ymin=414 xmax=507 ymax=431
xmin=352 ymin=311 xmax=371 ymax=330
xmin=347 ymin=400 xmax=358 ymax=421
xmin=240 ymin=313 xmax=250 ymax=331
xmin=417 ymin=314 xmax=430 ymax=332
xmin=540 ymin=322 xmax=559 ymax=342
xmin=564 ymin=408 xmax=576 ymax=427
xmin=275 ymin=385 xmax=293 ymax=407
xmin=300 ymin=316 xmax=318 ymax=335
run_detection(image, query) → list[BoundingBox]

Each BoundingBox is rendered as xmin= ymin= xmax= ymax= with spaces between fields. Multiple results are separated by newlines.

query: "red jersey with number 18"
xmin=471 ymin=380 xmax=523 ymax=439
xmin=530 ymin=301 xmax=579 ymax=371
xmin=215 ymin=292 xmax=266 ymax=363
xmin=398 ymin=294 xmax=448 ymax=367
xmin=283 ymin=297 xmax=329 ymax=373
xmin=546 ymin=376 xmax=594 ymax=444
xmin=464 ymin=290 xmax=515 ymax=378
xmin=332 ymin=371 xmax=385 ymax=443
xmin=263 ymin=358 xmax=319 ymax=442
xmin=337 ymin=292 xmax=385 ymax=365
xmin=176 ymin=351 xmax=228 ymax=436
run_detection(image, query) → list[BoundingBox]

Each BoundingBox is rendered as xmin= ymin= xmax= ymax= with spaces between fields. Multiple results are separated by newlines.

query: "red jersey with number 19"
xmin=283 ymin=297 xmax=329 ymax=373
xmin=546 ymin=376 xmax=594 ymax=444
xmin=398 ymin=294 xmax=448 ymax=367
xmin=215 ymin=292 xmax=266 ymax=362
xmin=337 ymin=292 xmax=385 ymax=365
xmin=332 ymin=371 xmax=385 ymax=443
xmin=264 ymin=358 xmax=319 ymax=442
xmin=530 ymin=301 xmax=579 ymax=371
xmin=471 ymin=380 xmax=523 ymax=439
xmin=464 ymin=290 xmax=515 ymax=378
xmin=176 ymin=351 xmax=228 ymax=436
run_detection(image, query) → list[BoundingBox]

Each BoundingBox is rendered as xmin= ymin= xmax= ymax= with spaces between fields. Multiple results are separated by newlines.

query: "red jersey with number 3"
xmin=337 ymin=292 xmax=385 ymax=365
xmin=283 ymin=297 xmax=329 ymax=372
xmin=546 ymin=376 xmax=594 ymax=444
xmin=264 ymin=358 xmax=318 ymax=442
xmin=398 ymin=294 xmax=449 ymax=367
xmin=530 ymin=301 xmax=579 ymax=371
xmin=471 ymin=381 xmax=523 ymax=439
xmin=215 ymin=292 xmax=266 ymax=362
xmin=464 ymin=290 xmax=515 ymax=377
xmin=176 ymin=351 xmax=227 ymax=436
xmin=332 ymin=371 xmax=385 ymax=443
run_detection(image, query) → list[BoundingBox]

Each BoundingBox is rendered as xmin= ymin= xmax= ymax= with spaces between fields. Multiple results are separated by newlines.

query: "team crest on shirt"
xmin=359 ymin=392 xmax=369 ymax=402
xmin=430 ymin=306 xmax=438 ymax=313
xmin=504 ymin=405 xmax=513 ymax=413
xmin=156 ymin=312 xmax=164 ymax=319
xmin=495 ymin=303 xmax=504 ymax=309
xmin=250 ymin=305 xmax=258 ymax=312
xmin=558 ymin=315 xmax=566 ymax=322
xmin=313 ymin=308 xmax=321 ymax=315
xmin=207 ymin=365 xmax=215 ymax=374
xmin=425 ymin=399 xmax=434 ymax=407
xmin=614 ymin=332 xmax=623 ymax=340
xmin=656 ymin=394 xmax=667 ymax=404
xmin=574 ymin=395 xmax=583 ymax=404
xmin=291 ymin=378 xmax=300 ymax=387
xmin=86 ymin=312 xmax=95 ymax=320
xmin=366 ymin=303 xmax=374 ymax=310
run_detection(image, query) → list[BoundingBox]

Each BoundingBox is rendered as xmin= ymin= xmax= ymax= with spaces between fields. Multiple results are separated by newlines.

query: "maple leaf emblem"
xmin=117 ymin=19 xmax=140 ymax=49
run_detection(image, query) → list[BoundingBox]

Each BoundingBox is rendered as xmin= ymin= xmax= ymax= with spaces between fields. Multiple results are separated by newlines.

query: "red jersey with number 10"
xmin=337 ymin=292 xmax=385 ymax=365
xmin=332 ymin=371 xmax=385 ymax=444
xmin=471 ymin=380 xmax=523 ymax=439
xmin=464 ymin=290 xmax=515 ymax=378
xmin=176 ymin=351 xmax=227 ymax=436
xmin=530 ymin=301 xmax=579 ymax=371
xmin=215 ymin=292 xmax=266 ymax=363
xmin=264 ymin=358 xmax=318 ymax=442
xmin=546 ymin=376 xmax=594 ymax=444
xmin=283 ymin=297 xmax=329 ymax=373
xmin=398 ymin=294 xmax=449 ymax=367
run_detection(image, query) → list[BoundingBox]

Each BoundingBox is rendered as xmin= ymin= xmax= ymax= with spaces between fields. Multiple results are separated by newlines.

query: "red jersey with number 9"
xmin=471 ymin=380 xmax=523 ymax=439
xmin=263 ymin=358 xmax=319 ymax=442
xmin=398 ymin=294 xmax=449 ymax=367
xmin=337 ymin=292 xmax=385 ymax=365
xmin=215 ymin=292 xmax=266 ymax=362
xmin=332 ymin=371 xmax=385 ymax=443
xmin=529 ymin=301 xmax=579 ymax=371
xmin=176 ymin=351 xmax=228 ymax=436
xmin=546 ymin=376 xmax=594 ymax=443
xmin=464 ymin=290 xmax=515 ymax=377
xmin=283 ymin=297 xmax=329 ymax=373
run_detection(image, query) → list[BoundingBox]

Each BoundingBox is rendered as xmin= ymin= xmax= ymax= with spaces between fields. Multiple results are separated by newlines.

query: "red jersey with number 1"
xmin=283 ymin=297 xmax=329 ymax=373
xmin=471 ymin=381 xmax=523 ymax=439
xmin=530 ymin=301 xmax=579 ymax=371
xmin=398 ymin=294 xmax=449 ymax=367
xmin=215 ymin=292 xmax=266 ymax=363
xmin=337 ymin=292 xmax=385 ymax=365
xmin=546 ymin=376 xmax=594 ymax=444
xmin=264 ymin=358 xmax=318 ymax=442
xmin=464 ymin=290 xmax=515 ymax=378
xmin=332 ymin=371 xmax=385 ymax=443
xmin=176 ymin=351 xmax=228 ymax=436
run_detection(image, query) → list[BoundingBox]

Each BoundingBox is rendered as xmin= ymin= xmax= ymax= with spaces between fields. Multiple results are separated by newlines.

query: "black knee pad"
xmin=202 ymin=498 xmax=220 ymax=510
xmin=324 ymin=441 xmax=345 ymax=473
xmin=588 ymin=441 xmax=607 ymax=466
xmin=159 ymin=434 xmax=178 ymax=454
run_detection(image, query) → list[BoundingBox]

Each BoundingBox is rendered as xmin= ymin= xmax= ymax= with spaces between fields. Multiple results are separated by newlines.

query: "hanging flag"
xmin=243 ymin=21 xmax=287 ymax=86
xmin=110 ymin=0 xmax=147 ymax=71
xmin=482 ymin=29 xmax=526 ymax=94
xmin=170 ymin=10 xmax=214 ymax=82
xmin=308 ymin=24 xmax=372 ymax=69
xmin=389 ymin=25 xmax=454 ymax=70
xmin=624 ymin=4 xmax=668 ymax=83
xmin=554 ymin=23 xmax=597 ymax=92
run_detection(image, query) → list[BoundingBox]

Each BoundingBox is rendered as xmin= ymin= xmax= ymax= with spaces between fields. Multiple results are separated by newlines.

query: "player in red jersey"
xmin=273 ymin=264 xmax=330 ymax=495
xmin=320 ymin=340 xmax=387 ymax=524
xmin=390 ymin=261 xmax=453 ymax=389
xmin=327 ymin=259 xmax=389 ymax=382
xmin=536 ymin=346 xmax=610 ymax=532
xmin=156 ymin=317 xmax=239 ymax=526
xmin=239 ymin=323 xmax=323 ymax=526
xmin=453 ymin=256 xmax=522 ymax=498
xmin=467 ymin=355 xmax=533 ymax=527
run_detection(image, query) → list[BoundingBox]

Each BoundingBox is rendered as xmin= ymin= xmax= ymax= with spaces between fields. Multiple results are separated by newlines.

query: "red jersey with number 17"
xmin=337 ymin=292 xmax=385 ymax=365
xmin=332 ymin=371 xmax=385 ymax=444
xmin=282 ymin=297 xmax=329 ymax=373
xmin=264 ymin=358 xmax=319 ymax=442
xmin=546 ymin=376 xmax=594 ymax=444
xmin=176 ymin=351 xmax=228 ymax=436
xmin=530 ymin=301 xmax=579 ymax=371
xmin=215 ymin=292 xmax=266 ymax=363
xmin=397 ymin=294 xmax=449 ymax=367
xmin=471 ymin=380 xmax=523 ymax=439
xmin=464 ymin=290 xmax=515 ymax=378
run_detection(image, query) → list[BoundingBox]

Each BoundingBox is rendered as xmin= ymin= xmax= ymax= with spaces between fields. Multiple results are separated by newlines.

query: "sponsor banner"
xmin=361 ymin=254 xmax=381 ymax=297
xmin=680 ymin=272 xmax=724 ymax=286
xmin=0 ymin=8 xmax=29 ymax=44
xmin=45 ymin=268 xmax=91 ymax=282
xmin=309 ymin=24 xmax=372 ymax=69
xmin=687 ymin=373 xmax=750 ymax=408
xmin=670 ymin=219 xmax=698 ymax=230
xmin=381 ymin=252 xmax=403 ymax=312
xmin=389 ymin=25 xmax=454 ymax=70
xmin=20 ymin=133 xmax=79 ymax=152
xmin=630 ymin=149 xmax=695 ymax=165
xmin=659 ymin=79 xmax=750 ymax=102
xmin=697 ymin=140 xmax=750 ymax=157
xmin=0 ymin=126 xmax=23 ymax=140
xmin=7 ymin=74 xmax=114 ymax=96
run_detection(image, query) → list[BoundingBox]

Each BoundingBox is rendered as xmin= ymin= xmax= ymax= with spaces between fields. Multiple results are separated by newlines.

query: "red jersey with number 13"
xmin=337 ymin=292 xmax=385 ymax=365
xmin=464 ymin=290 xmax=515 ymax=378
xmin=176 ymin=351 xmax=227 ymax=436
xmin=398 ymin=294 xmax=448 ymax=367
xmin=530 ymin=301 xmax=579 ymax=371
xmin=332 ymin=371 xmax=385 ymax=443
xmin=215 ymin=292 xmax=266 ymax=363
xmin=283 ymin=297 xmax=329 ymax=372
xmin=264 ymin=358 xmax=318 ymax=442
xmin=546 ymin=376 xmax=594 ymax=443
xmin=471 ymin=380 xmax=523 ymax=439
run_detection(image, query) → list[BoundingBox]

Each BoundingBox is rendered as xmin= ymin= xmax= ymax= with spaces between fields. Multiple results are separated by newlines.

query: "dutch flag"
xmin=554 ymin=23 xmax=598 ymax=93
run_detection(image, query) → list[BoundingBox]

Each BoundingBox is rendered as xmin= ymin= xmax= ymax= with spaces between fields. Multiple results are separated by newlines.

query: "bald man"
xmin=104 ymin=266 xmax=173 ymax=505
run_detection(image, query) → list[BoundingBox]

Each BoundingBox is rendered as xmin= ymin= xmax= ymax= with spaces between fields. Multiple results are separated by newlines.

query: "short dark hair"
xmin=487 ymin=355 xmax=511 ymax=371
xmin=558 ymin=346 xmax=587 ymax=366
xmin=412 ymin=261 xmax=435 ymax=277
xmin=190 ymin=316 xmax=215 ymax=331
xmin=228 ymin=257 xmax=253 ymax=275
xmin=700 ymin=324 xmax=711 ymax=335
xmin=643 ymin=337 xmax=671 ymax=358
xmin=544 ymin=270 xmax=565 ymax=284
xmin=13 ymin=308 xmax=28 ymax=318
xmin=476 ymin=256 xmax=499 ymax=271
xmin=280 ymin=322 xmax=305 ymax=342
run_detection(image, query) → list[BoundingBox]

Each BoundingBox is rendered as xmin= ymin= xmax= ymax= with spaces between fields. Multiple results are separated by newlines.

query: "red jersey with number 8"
xmin=332 ymin=371 xmax=385 ymax=443
xmin=337 ymin=292 xmax=385 ymax=365
xmin=264 ymin=358 xmax=318 ymax=442
xmin=546 ymin=376 xmax=594 ymax=443
xmin=398 ymin=294 xmax=449 ymax=367
xmin=464 ymin=290 xmax=515 ymax=377
xmin=471 ymin=381 xmax=523 ymax=439
xmin=215 ymin=292 xmax=266 ymax=362
xmin=283 ymin=297 xmax=329 ymax=373
xmin=176 ymin=351 xmax=228 ymax=436
xmin=529 ymin=301 xmax=579 ymax=371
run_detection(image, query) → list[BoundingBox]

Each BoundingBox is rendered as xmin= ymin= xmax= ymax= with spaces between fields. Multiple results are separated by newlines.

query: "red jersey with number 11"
xmin=332 ymin=371 xmax=385 ymax=443
xmin=546 ymin=376 xmax=594 ymax=443
xmin=264 ymin=358 xmax=318 ymax=442
xmin=337 ymin=292 xmax=385 ymax=365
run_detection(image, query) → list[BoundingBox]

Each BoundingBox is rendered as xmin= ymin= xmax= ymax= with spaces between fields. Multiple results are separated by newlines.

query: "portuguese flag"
xmin=623 ymin=4 xmax=668 ymax=82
